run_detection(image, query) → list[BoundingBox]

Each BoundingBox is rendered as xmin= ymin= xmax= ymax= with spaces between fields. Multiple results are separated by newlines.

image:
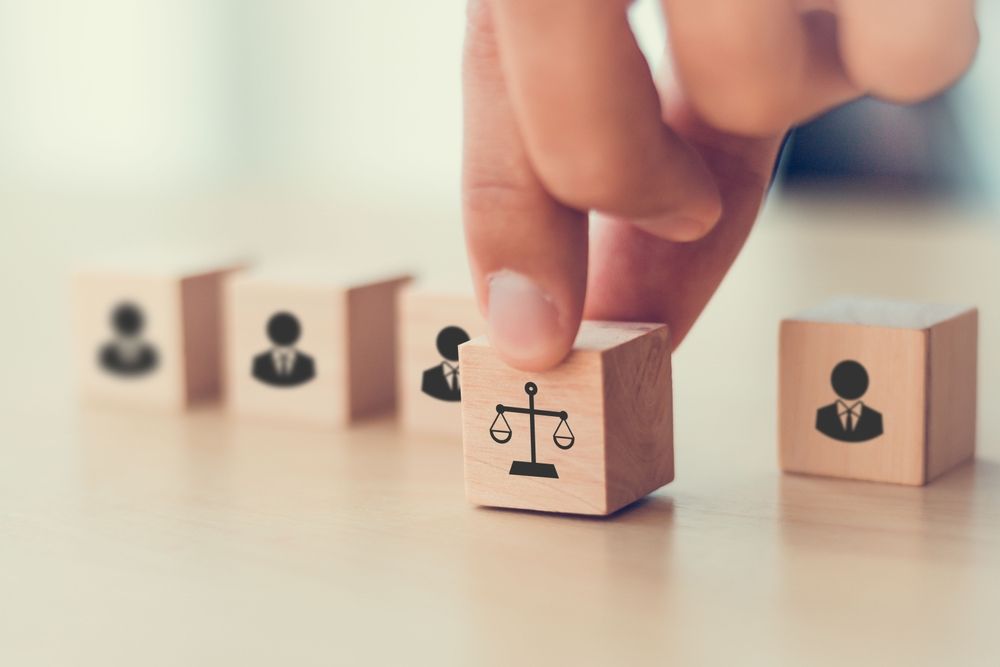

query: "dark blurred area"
xmin=780 ymin=96 xmax=977 ymax=198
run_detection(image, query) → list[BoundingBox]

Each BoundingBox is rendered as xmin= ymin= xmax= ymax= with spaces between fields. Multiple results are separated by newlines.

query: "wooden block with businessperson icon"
xmin=459 ymin=321 xmax=674 ymax=515
xmin=72 ymin=258 xmax=245 ymax=410
xmin=225 ymin=268 xmax=411 ymax=427
xmin=396 ymin=283 xmax=485 ymax=437
xmin=779 ymin=297 xmax=978 ymax=486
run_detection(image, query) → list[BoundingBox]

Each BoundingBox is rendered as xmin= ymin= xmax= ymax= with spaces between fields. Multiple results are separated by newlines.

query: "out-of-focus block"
xmin=780 ymin=297 xmax=978 ymax=485
xmin=73 ymin=260 xmax=243 ymax=410
xmin=460 ymin=321 xmax=673 ymax=516
xmin=397 ymin=285 xmax=485 ymax=437
xmin=226 ymin=269 xmax=411 ymax=427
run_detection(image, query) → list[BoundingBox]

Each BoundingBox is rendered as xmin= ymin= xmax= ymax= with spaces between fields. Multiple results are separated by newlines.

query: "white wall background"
xmin=0 ymin=0 xmax=994 ymax=199
xmin=0 ymin=0 xmax=467 ymax=198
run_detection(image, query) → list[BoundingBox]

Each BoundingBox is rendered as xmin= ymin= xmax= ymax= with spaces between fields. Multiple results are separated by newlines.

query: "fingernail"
xmin=487 ymin=270 xmax=563 ymax=368
xmin=630 ymin=215 xmax=709 ymax=242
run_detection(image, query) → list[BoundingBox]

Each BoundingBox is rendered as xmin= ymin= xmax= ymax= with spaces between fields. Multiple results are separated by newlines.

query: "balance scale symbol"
xmin=489 ymin=382 xmax=575 ymax=479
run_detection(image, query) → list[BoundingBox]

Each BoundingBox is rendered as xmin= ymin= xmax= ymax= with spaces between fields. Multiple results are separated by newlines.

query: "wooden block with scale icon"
xmin=460 ymin=321 xmax=674 ymax=515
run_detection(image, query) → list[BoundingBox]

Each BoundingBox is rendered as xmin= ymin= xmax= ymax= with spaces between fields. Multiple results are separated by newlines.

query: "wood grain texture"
xmin=461 ymin=321 xmax=672 ymax=515
xmin=926 ymin=309 xmax=978 ymax=481
xmin=602 ymin=324 xmax=674 ymax=512
xmin=225 ymin=272 xmax=410 ymax=427
xmin=396 ymin=286 xmax=485 ymax=437
xmin=780 ymin=299 xmax=977 ymax=486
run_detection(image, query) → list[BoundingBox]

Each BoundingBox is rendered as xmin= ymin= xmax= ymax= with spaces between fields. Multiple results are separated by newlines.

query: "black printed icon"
xmin=490 ymin=382 xmax=574 ymax=479
xmin=99 ymin=302 xmax=158 ymax=377
xmin=252 ymin=312 xmax=316 ymax=387
xmin=421 ymin=325 xmax=469 ymax=402
xmin=815 ymin=360 xmax=884 ymax=442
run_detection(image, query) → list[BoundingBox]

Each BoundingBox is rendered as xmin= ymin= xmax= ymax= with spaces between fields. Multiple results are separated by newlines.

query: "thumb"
xmin=463 ymin=0 xmax=586 ymax=371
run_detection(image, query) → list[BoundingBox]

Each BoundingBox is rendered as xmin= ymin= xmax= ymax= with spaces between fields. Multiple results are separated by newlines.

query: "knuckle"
xmin=463 ymin=178 xmax=546 ymax=217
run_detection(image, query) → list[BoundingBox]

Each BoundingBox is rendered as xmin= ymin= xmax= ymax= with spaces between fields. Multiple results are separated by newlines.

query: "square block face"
xmin=397 ymin=288 xmax=485 ymax=437
xmin=780 ymin=320 xmax=928 ymax=485
xmin=73 ymin=272 xmax=185 ymax=409
xmin=226 ymin=278 xmax=349 ymax=427
xmin=461 ymin=322 xmax=672 ymax=515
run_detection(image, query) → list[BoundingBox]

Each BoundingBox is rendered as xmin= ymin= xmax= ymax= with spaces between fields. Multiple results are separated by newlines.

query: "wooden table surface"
xmin=1 ymin=195 xmax=998 ymax=666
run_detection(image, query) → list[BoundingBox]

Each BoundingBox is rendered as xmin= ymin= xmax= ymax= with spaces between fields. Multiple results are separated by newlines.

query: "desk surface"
xmin=1 ymin=196 xmax=999 ymax=666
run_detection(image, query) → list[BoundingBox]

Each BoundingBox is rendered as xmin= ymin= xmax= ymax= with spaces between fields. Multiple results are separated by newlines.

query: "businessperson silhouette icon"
xmin=815 ymin=360 xmax=884 ymax=442
xmin=252 ymin=312 xmax=316 ymax=387
xmin=490 ymin=382 xmax=574 ymax=479
xmin=99 ymin=302 xmax=158 ymax=376
xmin=421 ymin=325 xmax=470 ymax=402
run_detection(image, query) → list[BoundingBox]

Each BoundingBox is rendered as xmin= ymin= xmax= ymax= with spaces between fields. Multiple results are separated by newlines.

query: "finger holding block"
xmin=225 ymin=269 xmax=411 ymax=427
xmin=460 ymin=322 xmax=673 ymax=516
xmin=397 ymin=285 xmax=485 ymax=437
xmin=779 ymin=297 xmax=978 ymax=485
xmin=72 ymin=259 xmax=244 ymax=410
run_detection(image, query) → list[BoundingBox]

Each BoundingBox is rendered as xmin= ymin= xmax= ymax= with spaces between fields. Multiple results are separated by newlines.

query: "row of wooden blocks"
xmin=72 ymin=259 xmax=979 ymax=515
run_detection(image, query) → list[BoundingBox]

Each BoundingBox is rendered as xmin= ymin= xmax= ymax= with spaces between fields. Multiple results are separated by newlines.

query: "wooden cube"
xmin=225 ymin=269 xmax=411 ymax=427
xmin=460 ymin=321 xmax=673 ymax=515
xmin=397 ymin=285 xmax=485 ymax=437
xmin=73 ymin=260 xmax=243 ymax=409
xmin=780 ymin=297 xmax=978 ymax=485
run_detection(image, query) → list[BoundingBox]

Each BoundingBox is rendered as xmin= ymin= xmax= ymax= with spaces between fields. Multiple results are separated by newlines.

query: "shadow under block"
xmin=779 ymin=297 xmax=978 ymax=486
xmin=460 ymin=321 xmax=673 ymax=515
xmin=73 ymin=263 xmax=243 ymax=410
xmin=397 ymin=286 xmax=485 ymax=437
xmin=226 ymin=272 xmax=411 ymax=427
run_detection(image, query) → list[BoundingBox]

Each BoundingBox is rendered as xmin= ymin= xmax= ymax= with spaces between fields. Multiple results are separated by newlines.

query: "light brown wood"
xmin=6 ymin=195 xmax=1000 ymax=665
xmin=72 ymin=262 xmax=243 ymax=410
xmin=179 ymin=270 xmax=232 ymax=404
xmin=397 ymin=285 xmax=485 ymax=437
xmin=225 ymin=269 xmax=411 ymax=426
xmin=460 ymin=321 xmax=673 ymax=515
xmin=926 ymin=309 xmax=979 ymax=480
xmin=780 ymin=298 xmax=977 ymax=485
xmin=346 ymin=278 xmax=412 ymax=419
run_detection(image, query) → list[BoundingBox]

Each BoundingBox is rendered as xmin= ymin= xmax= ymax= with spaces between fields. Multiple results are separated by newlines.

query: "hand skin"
xmin=462 ymin=0 xmax=978 ymax=371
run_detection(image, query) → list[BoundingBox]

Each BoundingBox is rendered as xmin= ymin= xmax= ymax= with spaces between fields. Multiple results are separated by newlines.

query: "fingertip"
xmin=486 ymin=269 xmax=578 ymax=372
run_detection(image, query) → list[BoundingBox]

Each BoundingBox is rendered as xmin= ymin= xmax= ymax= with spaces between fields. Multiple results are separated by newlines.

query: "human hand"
xmin=462 ymin=0 xmax=978 ymax=371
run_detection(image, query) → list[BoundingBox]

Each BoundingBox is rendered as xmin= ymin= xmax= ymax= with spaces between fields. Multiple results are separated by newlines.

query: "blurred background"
xmin=0 ymin=0 xmax=996 ymax=417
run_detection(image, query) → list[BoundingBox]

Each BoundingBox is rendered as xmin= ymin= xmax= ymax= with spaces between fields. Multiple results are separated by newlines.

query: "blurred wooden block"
xmin=397 ymin=285 xmax=485 ymax=437
xmin=460 ymin=321 xmax=673 ymax=515
xmin=780 ymin=297 xmax=978 ymax=485
xmin=225 ymin=269 xmax=411 ymax=427
xmin=73 ymin=260 xmax=244 ymax=410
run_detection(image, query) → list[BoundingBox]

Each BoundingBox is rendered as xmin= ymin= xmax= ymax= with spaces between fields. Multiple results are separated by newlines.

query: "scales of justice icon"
xmin=489 ymin=382 xmax=575 ymax=479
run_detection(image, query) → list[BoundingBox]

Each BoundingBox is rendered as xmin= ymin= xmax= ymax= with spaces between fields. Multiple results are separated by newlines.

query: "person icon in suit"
xmin=99 ymin=302 xmax=158 ymax=377
xmin=815 ymin=360 xmax=884 ymax=443
xmin=252 ymin=312 xmax=315 ymax=387
xmin=421 ymin=325 xmax=470 ymax=402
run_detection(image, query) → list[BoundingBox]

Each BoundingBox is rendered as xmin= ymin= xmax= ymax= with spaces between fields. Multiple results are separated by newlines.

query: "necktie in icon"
xmin=840 ymin=402 xmax=861 ymax=432
xmin=444 ymin=363 xmax=459 ymax=391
